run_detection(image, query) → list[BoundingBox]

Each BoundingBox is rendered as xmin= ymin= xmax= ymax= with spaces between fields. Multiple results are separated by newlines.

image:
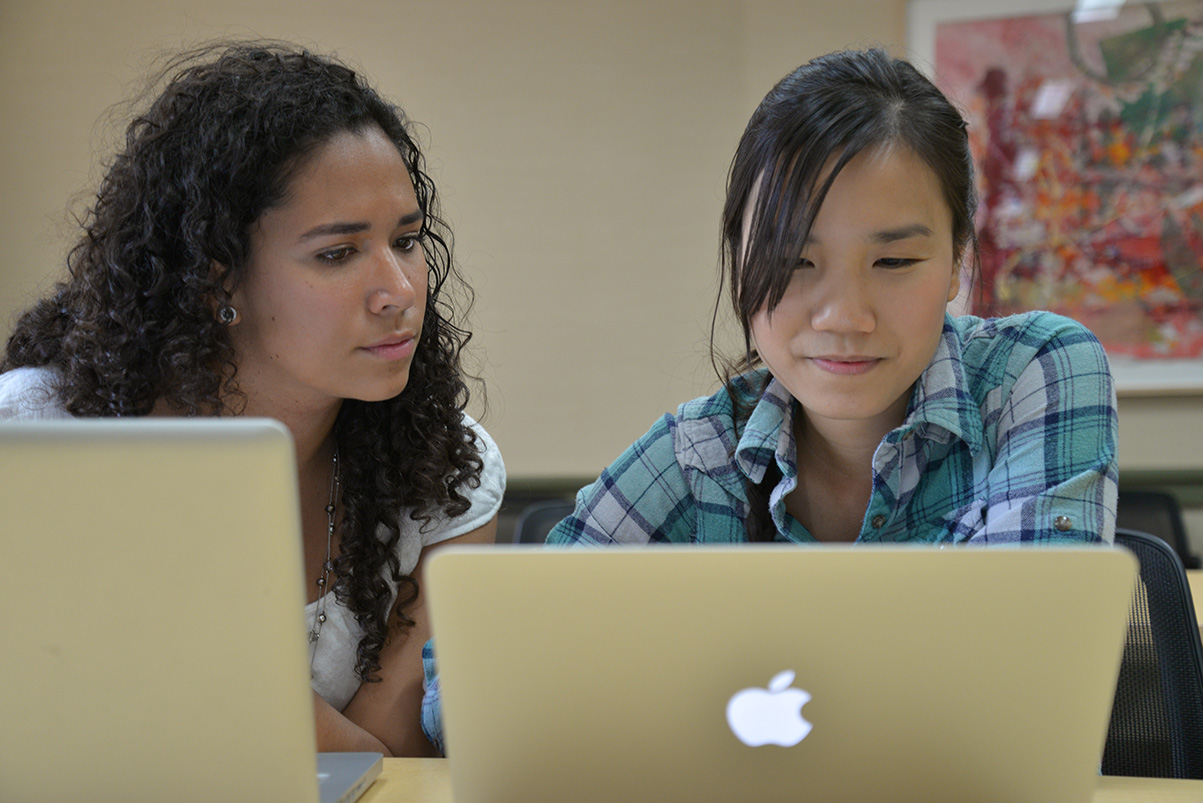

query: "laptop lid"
xmin=0 ymin=419 xmax=344 ymax=802
xmin=318 ymin=752 xmax=383 ymax=803
xmin=427 ymin=545 xmax=1137 ymax=803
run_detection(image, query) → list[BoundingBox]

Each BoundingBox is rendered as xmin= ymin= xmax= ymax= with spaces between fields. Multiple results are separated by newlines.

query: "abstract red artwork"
xmin=933 ymin=2 xmax=1203 ymax=363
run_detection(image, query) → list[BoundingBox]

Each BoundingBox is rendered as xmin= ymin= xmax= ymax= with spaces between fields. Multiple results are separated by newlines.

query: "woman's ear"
xmin=208 ymin=261 xmax=242 ymax=325
xmin=209 ymin=260 xmax=237 ymax=295
xmin=947 ymin=262 xmax=962 ymax=303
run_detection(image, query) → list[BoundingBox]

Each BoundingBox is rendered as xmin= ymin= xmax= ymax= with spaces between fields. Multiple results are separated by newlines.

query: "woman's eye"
xmin=395 ymin=234 xmax=421 ymax=253
xmin=317 ymin=246 xmax=355 ymax=263
xmin=877 ymin=257 xmax=918 ymax=269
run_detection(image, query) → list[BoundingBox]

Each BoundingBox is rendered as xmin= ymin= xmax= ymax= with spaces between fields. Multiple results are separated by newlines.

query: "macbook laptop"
xmin=426 ymin=544 xmax=1137 ymax=803
xmin=0 ymin=419 xmax=380 ymax=803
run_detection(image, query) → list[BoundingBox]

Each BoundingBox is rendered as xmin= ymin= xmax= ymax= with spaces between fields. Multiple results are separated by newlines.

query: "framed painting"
xmin=909 ymin=0 xmax=1203 ymax=393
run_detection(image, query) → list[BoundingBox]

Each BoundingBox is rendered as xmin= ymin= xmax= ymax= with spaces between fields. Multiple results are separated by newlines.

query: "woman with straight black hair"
xmin=421 ymin=47 xmax=1117 ymax=748
xmin=546 ymin=47 xmax=1116 ymax=548
xmin=0 ymin=41 xmax=505 ymax=756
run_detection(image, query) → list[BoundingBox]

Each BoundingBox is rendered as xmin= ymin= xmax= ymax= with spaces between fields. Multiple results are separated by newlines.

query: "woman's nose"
xmin=809 ymin=274 xmax=876 ymax=333
xmin=367 ymin=249 xmax=419 ymax=314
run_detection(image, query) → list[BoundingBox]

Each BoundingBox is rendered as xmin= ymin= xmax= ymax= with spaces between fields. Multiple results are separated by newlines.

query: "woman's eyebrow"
xmin=298 ymin=210 xmax=423 ymax=241
xmin=870 ymin=223 xmax=934 ymax=243
xmin=802 ymin=222 xmax=935 ymax=247
xmin=300 ymin=221 xmax=369 ymax=240
xmin=397 ymin=210 xmax=423 ymax=228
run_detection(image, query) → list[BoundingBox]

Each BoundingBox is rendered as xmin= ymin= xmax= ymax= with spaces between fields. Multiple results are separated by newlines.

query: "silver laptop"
xmin=426 ymin=544 xmax=1137 ymax=803
xmin=0 ymin=419 xmax=380 ymax=803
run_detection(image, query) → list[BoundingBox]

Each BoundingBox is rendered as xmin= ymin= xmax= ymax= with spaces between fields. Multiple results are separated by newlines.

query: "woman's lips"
xmin=810 ymin=356 xmax=881 ymax=375
xmin=362 ymin=335 xmax=416 ymax=361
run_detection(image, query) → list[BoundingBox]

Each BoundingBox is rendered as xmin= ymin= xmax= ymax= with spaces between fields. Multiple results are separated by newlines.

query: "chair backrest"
xmin=1116 ymin=490 xmax=1200 ymax=569
xmin=1102 ymin=528 xmax=1203 ymax=779
xmin=511 ymin=500 xmax=576 ymax=544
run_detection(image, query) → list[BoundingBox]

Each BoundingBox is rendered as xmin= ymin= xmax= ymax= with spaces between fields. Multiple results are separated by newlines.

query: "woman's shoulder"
xmin=675 ymin=368 xmax=768 ymax=424
xmin=667 ymin=369 xmax=773 ymax=472
xmin=953 ymin=310 xmax=1101 ymax=350
xmin=464 ymin=413 xmax=505 ymax=497
xmin=951 ymin=311 xmax=1106 ymax=372
xmin=405 ymin=413 xmax=505 ymax=549
xmin=0 ymin=366 xmax=71 ymax=420
xmin=947 ymin=311 xmax=1111 ymax=409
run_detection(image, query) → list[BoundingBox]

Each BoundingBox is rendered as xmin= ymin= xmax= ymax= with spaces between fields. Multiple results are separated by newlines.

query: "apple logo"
xmin=725 ymin=670 xmax=813 ymax=747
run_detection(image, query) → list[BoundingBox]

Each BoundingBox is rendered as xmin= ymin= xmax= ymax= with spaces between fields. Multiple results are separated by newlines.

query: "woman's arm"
xmin=317 ymin=517 xmax=498 ymax=756
xmin=546 ymin=413 xmax=698 ymax=546
xmin=969 ymin=318 xmax=1118 ymax=544
xmin=313 ymin=692 xmax=390 ymax=754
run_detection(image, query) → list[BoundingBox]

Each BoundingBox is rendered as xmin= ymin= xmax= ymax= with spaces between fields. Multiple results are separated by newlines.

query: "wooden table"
xmin=360 ymin=759 xmax=1203 ymax=802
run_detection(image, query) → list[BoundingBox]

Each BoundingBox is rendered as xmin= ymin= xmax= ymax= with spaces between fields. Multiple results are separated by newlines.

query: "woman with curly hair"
xmin=0 ymin=41 xmax=504 ymax=756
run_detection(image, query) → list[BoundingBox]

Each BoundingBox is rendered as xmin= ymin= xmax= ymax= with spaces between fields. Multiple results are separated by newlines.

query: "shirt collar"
xmin=733 ymin=374 xmax=797 ymax=486
xmin=896 ymin=314 xmax=984 ymax=454
xmin=731 ymin=315 xmax=984 ymax=487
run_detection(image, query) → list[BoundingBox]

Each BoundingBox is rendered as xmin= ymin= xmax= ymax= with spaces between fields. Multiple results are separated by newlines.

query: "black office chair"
xmin=511 ymin=500 xmax=576 ymax=544
xmin=1102 ymin=528 xmax=1203 ymax=779
xmin=1117 ymin=489 xmax=1200 ymax=569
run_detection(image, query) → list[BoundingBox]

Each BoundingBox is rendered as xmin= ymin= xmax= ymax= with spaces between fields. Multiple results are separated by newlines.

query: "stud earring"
xmin=217 ymin=305 xmax=239 ymax=325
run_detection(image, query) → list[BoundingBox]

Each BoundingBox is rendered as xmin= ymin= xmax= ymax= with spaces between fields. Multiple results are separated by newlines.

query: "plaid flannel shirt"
xmin=547 ymin=311 xmax=1118 ymax=546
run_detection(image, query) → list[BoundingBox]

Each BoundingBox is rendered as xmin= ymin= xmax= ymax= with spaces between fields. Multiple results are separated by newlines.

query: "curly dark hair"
xmin=2 ymin=41 xmax=484 ymax=681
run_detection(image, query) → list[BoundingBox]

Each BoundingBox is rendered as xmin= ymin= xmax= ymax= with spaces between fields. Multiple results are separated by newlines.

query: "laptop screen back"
xmin=0 ymin=419 xmax=320 ymax=802
xmin=427 ymin=544 xmax=1136 ymax=803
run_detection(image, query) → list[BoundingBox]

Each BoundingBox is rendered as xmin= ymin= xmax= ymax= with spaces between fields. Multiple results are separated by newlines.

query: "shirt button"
xmin=871 ymin=514 xmax=887 ymax=529
xmin=1054 ymin=516 xmax=1073 ymax=532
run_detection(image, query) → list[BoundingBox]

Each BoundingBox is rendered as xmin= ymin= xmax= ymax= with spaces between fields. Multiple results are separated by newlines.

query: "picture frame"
xmin=908 ymin=0 xmax=1203 ymax=395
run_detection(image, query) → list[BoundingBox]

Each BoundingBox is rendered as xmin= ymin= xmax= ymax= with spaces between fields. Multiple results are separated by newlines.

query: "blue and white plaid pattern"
xmin=420 ymin=640 xmax=445 ymax=755
xmin=547 ymin=312 xmax=1118 ymax=546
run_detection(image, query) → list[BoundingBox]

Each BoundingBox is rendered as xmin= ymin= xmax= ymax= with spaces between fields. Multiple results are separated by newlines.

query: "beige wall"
xmin=2 ymin=1 xmax=1201 ymax=513
xmin=0 ymin=0 xmax=914 ymax=478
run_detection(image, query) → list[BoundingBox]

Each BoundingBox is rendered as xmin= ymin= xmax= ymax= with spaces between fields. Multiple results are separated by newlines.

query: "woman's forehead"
xmin=744 ymin=143 xmax=947 ymax=235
